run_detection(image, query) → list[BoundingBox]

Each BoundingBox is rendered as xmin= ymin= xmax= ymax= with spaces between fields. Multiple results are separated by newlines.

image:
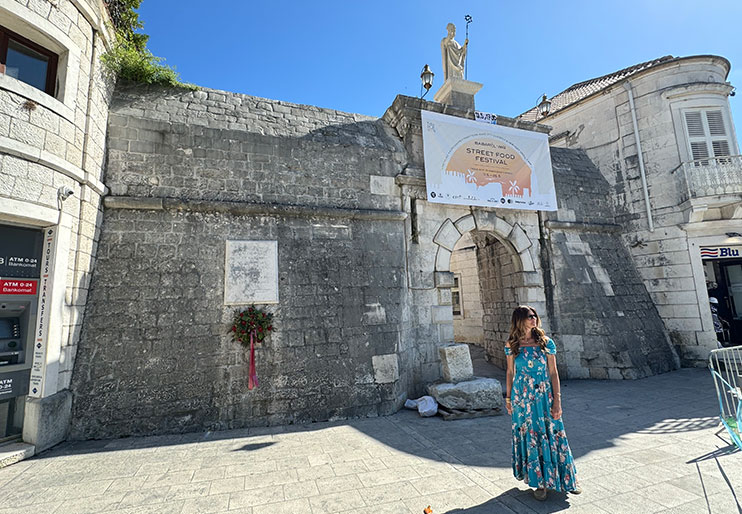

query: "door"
xmin=723 ymin=262 xmax=742 ymax=345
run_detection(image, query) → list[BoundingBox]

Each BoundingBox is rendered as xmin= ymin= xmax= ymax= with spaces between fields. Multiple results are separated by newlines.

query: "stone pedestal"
xmin=434 ymin=78 xmax=483 ymax=111
xmin=439 ymin=343 xmax=474 ymax=383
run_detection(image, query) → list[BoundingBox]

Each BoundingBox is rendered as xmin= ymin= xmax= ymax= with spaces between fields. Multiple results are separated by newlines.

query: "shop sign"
xmin=0 ymin=225 xmax=43 ymax=278
xmin=0 ymin=370 xmax=30 ymax=399
xmin=29 ymin=227 xmax=57 ymax=398
xmin=0 ymin=279 xmax=38 ymax=295
xmin=700 ymin=246 xmax=742 ymax=259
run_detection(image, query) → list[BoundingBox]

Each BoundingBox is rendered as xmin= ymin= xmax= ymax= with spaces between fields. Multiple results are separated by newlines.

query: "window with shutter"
xmin=683 ymin=109 xmax=733 ymax=166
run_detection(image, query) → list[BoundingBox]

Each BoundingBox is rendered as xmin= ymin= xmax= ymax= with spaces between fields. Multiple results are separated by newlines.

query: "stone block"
xmin=519 ymin=248 xmax=536 ymax=272
xmin=428 ymin=377 xmax=503 ymax=411
xmin=492 ymin=217 xmax=514 ymax=241
xmin=372 ymin=354 xmax=399 ymax=384
xmin=560 ymin=335 xmax=584 ymax=352
xmin=454 ymin=214 xmax=476 ymax=234
xmin=369 ymin=175 xmax=396 ymax=196
xmin=510 ymin=224 xmax=532 ymax=253
xmin=435 ymin=247 xmax=451 ymax=271
xmin=435 ymin=271 xmax=455 ymax=288
xmin=438 ymin=343 xmax=473 ymax=382
xmin=22 ymin=390 xmax=72 ymax=452
xmin=438 ymin=322 xmax=454 ymax=343
xmin=433 ymin=218 xmax=461 ymax=251
xmin=438 ymin=288 xmax=452 ymax=306
xmin=431 ymin=305 xmax=454 ymax=324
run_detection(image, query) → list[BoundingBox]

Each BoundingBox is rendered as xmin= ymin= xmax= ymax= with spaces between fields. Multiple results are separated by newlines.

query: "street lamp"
xmin=421 ymin=64 xmax=434 ymax=99
xmin=538 ymin=94 xmax=551 ymax=118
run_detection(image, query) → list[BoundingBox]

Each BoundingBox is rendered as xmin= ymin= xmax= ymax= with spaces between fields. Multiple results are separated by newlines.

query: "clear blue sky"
xmin=139 ymin=1 xmax=742 ymax=146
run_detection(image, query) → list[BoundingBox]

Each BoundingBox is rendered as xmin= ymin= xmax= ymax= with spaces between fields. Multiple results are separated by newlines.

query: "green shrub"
xmin=102 ymin=0 xmax=197 ymax=89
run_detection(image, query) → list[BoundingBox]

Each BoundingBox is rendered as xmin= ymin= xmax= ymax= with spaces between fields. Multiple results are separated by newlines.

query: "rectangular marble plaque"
xmin=224 ymin=240 xmax=279 ymax=305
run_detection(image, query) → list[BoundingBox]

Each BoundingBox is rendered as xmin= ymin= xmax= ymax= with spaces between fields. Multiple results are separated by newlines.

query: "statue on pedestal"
xmin=441 ymin=23 xmax=468 ymax=81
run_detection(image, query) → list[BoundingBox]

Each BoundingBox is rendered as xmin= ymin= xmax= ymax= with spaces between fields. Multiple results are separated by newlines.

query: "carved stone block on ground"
xmin=428 ymin=377 xmax=503 ymax=411
xmin=438 ymin=343 xmax=474 ymax=382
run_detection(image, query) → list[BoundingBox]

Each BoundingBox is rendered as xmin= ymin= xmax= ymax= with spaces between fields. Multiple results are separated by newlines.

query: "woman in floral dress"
xmin=504 ymin=305 xmax=580 ymax=501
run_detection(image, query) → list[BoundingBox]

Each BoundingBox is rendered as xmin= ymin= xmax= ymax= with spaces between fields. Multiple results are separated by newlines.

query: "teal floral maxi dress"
xmin=505 ymin=339 xmax=578 ymax=491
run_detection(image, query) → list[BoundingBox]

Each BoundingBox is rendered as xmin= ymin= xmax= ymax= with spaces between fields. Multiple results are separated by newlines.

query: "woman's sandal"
xmin=569 ymin=485 xmax=582 ymax=495
xmin=533 ymin=488 xmax=548 ymax=501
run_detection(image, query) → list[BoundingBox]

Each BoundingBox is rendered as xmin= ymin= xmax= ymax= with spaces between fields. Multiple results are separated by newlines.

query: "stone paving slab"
xmin=0 ymin=368 xmax=740 ymax=513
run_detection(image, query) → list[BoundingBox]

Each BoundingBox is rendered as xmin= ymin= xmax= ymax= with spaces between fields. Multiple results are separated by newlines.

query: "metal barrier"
xmin=709 ymin=346 xmax=742 ymax=450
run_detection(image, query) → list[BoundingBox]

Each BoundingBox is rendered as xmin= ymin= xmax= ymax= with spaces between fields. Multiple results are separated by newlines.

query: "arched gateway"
xmin=429 ymin=210 xmax=548 ymax=369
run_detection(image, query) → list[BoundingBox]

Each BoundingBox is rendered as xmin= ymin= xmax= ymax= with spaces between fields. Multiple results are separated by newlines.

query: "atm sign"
xmin=0 ymin=279 xmax=38 ymax=295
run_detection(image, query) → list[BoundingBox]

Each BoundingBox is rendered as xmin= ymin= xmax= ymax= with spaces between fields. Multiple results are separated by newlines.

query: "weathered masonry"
xmin=1 ymin=0 xmax=736 ymax=445
xmin=66 ymin=85 xmax=678 ymax=438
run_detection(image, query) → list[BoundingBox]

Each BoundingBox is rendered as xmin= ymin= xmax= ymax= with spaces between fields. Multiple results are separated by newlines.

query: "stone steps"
xmin=0 ymin=442 xmax=35 ymax=469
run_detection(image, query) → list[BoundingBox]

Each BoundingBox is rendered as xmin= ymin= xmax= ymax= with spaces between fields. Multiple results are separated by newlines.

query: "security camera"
xmin=57 ymin=186 xmax=74 ymax=200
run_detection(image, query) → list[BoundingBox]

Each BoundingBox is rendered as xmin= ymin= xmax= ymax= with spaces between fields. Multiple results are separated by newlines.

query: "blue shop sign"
xmin=700 ymin=246 xmax=742 ymax=259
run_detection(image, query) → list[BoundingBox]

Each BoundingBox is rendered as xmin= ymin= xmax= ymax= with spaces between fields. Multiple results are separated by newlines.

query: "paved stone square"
xmin=0 ymin=367 xmax=739 ymax=513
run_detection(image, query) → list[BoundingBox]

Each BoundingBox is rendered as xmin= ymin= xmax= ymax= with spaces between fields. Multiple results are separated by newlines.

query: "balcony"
xmin=677 ymin=155 xmax=742 ymax=202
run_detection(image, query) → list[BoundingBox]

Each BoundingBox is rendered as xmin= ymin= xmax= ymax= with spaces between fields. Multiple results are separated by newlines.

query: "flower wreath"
xmin=231 ymin=306 xmax=274 ymax=389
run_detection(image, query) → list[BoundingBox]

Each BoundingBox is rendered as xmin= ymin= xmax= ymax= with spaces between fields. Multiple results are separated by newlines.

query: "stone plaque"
xmin=224 ymin=240 xmax=279 ymax=305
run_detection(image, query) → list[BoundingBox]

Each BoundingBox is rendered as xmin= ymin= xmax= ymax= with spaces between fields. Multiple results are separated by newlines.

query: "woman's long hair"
xmin=506 ymin=305 xmax=548 ymax=356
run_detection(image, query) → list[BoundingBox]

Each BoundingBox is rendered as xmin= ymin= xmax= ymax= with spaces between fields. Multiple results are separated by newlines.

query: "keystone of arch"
xmin=472 ymin=210 xmax=513 ymax=241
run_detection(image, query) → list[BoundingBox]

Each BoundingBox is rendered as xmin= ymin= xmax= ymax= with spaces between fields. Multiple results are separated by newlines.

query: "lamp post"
xmin=421 ymin=64 xmax=434 ymax=99
xmin=538 ymin=94 xmax=551 ymax=118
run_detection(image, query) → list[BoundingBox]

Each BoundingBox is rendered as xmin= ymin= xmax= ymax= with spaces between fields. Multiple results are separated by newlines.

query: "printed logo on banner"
xmin=475 ymin=111 xmax=497 ymax=125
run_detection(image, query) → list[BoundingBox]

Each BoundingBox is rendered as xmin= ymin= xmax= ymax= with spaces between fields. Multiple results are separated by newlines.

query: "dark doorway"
xmin=706 ymin=258 xmax=742 ymax=346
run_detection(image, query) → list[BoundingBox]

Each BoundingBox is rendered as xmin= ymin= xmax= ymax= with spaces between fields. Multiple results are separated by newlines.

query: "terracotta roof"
xmin=520 ymin=55 xmax=676 ymax=122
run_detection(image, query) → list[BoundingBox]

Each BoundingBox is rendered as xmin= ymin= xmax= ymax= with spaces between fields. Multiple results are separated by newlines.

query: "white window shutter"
xmin=706 ymin=110 xmax=727 ymax=136
xmin=685 ymin=112 xmax=705 ymax=137
xmin=691 ymin=142 xmax=710 ymax=161
xmin=683 ymin=108 xmax=734 ymax=165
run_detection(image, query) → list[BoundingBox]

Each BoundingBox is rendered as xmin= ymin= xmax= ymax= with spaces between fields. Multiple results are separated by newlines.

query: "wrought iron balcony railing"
xmin=676 ymin=155 xmax=742 ymax=201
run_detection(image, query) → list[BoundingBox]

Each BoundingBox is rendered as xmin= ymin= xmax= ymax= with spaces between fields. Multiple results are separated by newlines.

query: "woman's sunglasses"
xmin=527 ymin=314 xmax=538 ymax=319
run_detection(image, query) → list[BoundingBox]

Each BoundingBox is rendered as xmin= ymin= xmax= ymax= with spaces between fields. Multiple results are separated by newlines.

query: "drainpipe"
xmin=623 ymin=81 xmax=654 ymax=232
xmin=71 ymin=28 xmax=99 ymax=319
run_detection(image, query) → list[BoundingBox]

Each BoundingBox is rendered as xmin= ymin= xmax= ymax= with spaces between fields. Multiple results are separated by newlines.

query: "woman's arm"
xmin=547 ymin=354 xmax=562 ymax=420
xmin=505 ymin=349 xmax=515 ymax=415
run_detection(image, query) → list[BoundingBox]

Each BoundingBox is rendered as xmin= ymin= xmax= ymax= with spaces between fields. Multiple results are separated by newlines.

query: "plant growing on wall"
xmin=102 ymin=0 xmax=195 ymax=89
xmin=231 ymin=307 xmax=274 ymax=390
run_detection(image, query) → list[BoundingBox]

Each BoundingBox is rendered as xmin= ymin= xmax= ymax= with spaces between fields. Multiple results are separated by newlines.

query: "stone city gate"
xmin=429 ymin=211 xmax=548 ymax=370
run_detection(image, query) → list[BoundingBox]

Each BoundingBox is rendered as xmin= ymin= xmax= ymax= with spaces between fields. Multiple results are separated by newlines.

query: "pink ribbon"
xmin=248 ymin=330 xmax=259 ymax=390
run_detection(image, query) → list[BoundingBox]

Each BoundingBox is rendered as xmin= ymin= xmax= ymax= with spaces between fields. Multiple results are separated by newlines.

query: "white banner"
xmin=422 ymin=110 xmax=558 ymax=211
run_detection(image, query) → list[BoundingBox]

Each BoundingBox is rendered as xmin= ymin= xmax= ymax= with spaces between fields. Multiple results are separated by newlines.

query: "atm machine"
xmin=0 ymin=225 xmax=43 ymax=443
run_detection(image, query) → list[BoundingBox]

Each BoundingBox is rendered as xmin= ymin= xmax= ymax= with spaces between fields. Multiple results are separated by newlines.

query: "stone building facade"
xmin=522 ymin=55 xmax=741 ymax=365
xmin=64 ymin=87 xmax=678 ymax=439
xmin=0 ymin=0 xmax=114 ymax=451
xmin=1 ymin=3 xmax=736 ymax=444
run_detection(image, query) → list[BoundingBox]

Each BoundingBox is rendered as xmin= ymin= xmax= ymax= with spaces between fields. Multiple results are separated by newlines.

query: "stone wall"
xmin=70 ymin=83 xmax=410 ymax=438
xmin=70 ymin=85 xmax=690 ymax=438
xmin=544 ymin=148 xmax=679 ymax=378
xmin=71 ymin=208 xmax=407 ymax=438
xmin=477 ymin=235 xmax=522 ymax=369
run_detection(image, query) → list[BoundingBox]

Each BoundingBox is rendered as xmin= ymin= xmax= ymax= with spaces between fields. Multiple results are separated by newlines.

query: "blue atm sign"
xmin=700 ymin=246 xmax=742 ymax=259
